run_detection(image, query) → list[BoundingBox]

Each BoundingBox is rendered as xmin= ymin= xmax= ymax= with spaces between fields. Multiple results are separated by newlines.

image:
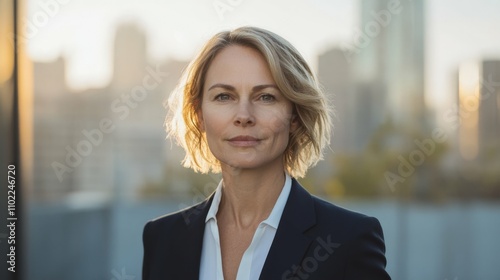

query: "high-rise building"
xmin=354 ymin=0 xmax=426 ymax=128
xmin=111 ymin=24 xmax=148 ymax=91
xmin=458 ymin=60 xmax=500 ymax=160
xmin=478 ymin=60 xmax=500 ymax=155
xmin=317 ymin=48 xmax=355 ymax=153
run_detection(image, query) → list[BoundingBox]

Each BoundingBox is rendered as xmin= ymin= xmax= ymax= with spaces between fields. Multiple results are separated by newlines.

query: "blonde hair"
xmin=165 ymin=26 xmax=332 ymax=178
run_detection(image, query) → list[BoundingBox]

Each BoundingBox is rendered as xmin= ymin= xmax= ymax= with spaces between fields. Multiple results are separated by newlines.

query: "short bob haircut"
xmin=165 ymin=26 xmax=332 ymax=178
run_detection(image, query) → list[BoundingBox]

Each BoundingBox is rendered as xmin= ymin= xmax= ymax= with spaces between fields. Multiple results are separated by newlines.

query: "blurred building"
xmin=325 ymin=0 xmax=426 ymax=154
xmin=458 ymin=60 xmax=500 ymax=161
xmin=355 ymin=0 xmax=426 ymax=136
xmin=315 ymin=1 xmax=427 ymax=196
xmin=478 ymin=60 xmax=500 ymax=156
xmin=33 ymin=24 xmax=187 ymax=200
xmin=317 ymin=48 xmax=355 ymax=153
xmin=318 ymin=46 xmax=390 ymax=153
xmin=111 ymin=24 xmax=148 ymax=92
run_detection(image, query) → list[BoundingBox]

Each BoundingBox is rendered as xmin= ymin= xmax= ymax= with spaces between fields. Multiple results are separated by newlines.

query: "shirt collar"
xmin=205 ymin=173 xmax=292 ymax=230
xmin=205 ymin=180 xmax=223 ymax=223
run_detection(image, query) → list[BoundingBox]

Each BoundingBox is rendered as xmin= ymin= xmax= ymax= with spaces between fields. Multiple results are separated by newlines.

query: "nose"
xmin=234 ymin=101 xmax=255 ymax=127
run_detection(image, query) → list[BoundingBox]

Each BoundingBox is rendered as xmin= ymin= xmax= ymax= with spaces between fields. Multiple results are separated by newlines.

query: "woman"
xmin=142 ymin=26 xmax=391 ymax=280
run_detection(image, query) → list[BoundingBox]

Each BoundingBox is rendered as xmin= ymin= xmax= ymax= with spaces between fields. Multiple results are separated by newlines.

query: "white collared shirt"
xmin=199 ymin=173 xmax=292 ymax=280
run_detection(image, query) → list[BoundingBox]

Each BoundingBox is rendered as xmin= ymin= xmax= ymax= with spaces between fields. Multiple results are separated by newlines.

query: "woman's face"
xmin=200 ymin=45 xmax=297 ymax=172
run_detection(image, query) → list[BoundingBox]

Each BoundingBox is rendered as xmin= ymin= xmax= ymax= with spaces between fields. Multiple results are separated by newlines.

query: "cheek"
xmin=262 ymin=109 xmax=293 ymax=135
xmin=270 ymin=118 xmax=289 ymax=136
xmin=202 ymin=108 xmax=231 ymax=136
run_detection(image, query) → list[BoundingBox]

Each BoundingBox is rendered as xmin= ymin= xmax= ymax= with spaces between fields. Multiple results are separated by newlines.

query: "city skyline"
xmin=32 ymin=20 xmax=500 ymax=200
xmin=32 ymin=23 xmax=188 ymax=199
xmin=25 ymin=0 xmax=500 ymax=112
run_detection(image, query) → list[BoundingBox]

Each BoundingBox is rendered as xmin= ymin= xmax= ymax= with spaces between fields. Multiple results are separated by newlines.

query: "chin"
xmin=214 ymin=149 xmax=285 ymax=171
xmin=220 ymin=157 xmax=282 ymax=172
xmin=224 ymin=161 xmax=262 ymax=170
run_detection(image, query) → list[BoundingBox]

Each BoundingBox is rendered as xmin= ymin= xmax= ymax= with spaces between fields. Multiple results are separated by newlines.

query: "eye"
xmin=214 ymin=93 xmax=231 ymax=101
xmin=259 ymin=94 xmax=276 ymax=102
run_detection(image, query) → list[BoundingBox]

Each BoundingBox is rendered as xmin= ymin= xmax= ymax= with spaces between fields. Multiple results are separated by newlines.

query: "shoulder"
xmin=310 ymin=195 xmax=383 ymax=240
xmin=298 ymin=188 xmax=390 ymax=278
xmin=288 ymin=178 xmax=385 ymax=248
xmin=142 ymin=198 xmax=213 ymax=279
xmin=289 ymin=178 xmax=383 ymax=240
xmin=143 ymin=197 xmax=212 ymax=242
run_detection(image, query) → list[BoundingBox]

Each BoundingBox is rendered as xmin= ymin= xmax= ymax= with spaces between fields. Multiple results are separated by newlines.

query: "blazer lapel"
xmin=259 ymin=179 xmax=317 ymax=279
xmin=175 ymin=194 xmax=214 ymax=279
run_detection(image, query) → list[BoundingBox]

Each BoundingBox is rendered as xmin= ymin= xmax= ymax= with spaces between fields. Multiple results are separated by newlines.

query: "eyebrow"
xmin=207 ymin=83 xmax=279 ymax=93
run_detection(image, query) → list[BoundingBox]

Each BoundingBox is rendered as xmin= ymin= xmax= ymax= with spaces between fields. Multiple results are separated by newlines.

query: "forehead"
xmin=204 ymin=45 xmax=275 ymax=88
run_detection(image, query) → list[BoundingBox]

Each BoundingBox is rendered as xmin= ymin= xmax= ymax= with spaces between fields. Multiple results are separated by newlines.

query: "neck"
xmin=217 ymin=164 xmax=286 ymax=230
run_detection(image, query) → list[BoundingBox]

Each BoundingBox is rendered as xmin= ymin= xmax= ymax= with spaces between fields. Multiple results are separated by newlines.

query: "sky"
xmin=25 ymin=0 xmax=500 ymax=111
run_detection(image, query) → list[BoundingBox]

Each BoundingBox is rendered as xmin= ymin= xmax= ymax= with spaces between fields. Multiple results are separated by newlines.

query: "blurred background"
xmin=1 ymin=0 xmax=500 ymax=279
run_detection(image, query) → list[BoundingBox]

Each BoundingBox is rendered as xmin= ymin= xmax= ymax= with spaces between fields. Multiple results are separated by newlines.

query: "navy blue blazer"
xmin=142 ymin=178 xmax=391 ymax=279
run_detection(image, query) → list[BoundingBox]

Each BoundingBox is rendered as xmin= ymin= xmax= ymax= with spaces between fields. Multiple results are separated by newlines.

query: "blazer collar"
xmin=259 ymin=178 xmax=317 ymax=279
xmin=178 ymin=193 xmax=214 ymax=280
xmin=178 ymin=178 xmax=317 ymax=280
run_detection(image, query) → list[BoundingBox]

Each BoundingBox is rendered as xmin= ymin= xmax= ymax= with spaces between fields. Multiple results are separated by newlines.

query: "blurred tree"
xmin=138 ymin=163 xmax=217 ymax=199
xmin=326 ymin=119 xmax=449 ymax=201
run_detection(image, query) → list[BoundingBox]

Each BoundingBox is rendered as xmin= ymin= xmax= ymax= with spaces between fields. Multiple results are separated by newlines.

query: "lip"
xmin=227 ymin=135 xmax=261 ymax=147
